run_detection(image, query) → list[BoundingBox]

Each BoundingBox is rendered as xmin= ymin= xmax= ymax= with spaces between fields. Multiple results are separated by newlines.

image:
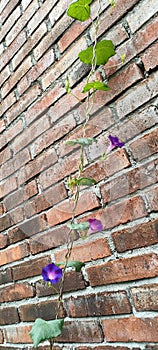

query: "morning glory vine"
xmin=29 ymin=0 xmax=124 ymax=348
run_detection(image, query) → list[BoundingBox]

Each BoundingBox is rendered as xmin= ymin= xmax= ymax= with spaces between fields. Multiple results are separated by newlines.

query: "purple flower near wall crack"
xmin=42 ymin=263 xmax=62 ymax=284
xmin=88 ymin=218 xmax=103 ymax=234
xmin=108 ymin=135 xmax=124 ymax=151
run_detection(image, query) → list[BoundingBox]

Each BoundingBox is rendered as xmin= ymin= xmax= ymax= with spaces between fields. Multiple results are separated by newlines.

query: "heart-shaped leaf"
xmin=29 ymin=318 xmax=64 ymax=348
xmin=66 ymin=137 xmax=97 ymax=146
xmin=67 ymin=222 xmax=90 ymax=231
xmin=67 ymin=260 xmax=85 ymax=271
xmin=78 ymin=40 xmax=115 ymax=65
xmin=77 ymin=177 xmax=97 ymax=186
xmin=82 ymin=80 xmax=110 ymax=92
xmin=67 ymin=0 xmax=93 ymax=22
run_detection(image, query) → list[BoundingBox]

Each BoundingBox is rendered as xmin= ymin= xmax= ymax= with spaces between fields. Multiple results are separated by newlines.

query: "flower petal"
xmin=42 ymin=263 xmax=62 ymax=284
xmin=108 ymin=135 xmax=124 ymax=151
xmin=88 ymin=218 xmax=103 ymax=234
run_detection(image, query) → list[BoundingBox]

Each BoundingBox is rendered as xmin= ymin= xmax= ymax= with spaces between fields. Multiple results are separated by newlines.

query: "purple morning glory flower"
xmin=88 ymin=218 xmax=103 ymax=234
xmin=42 ymin=263 xmax=62 ymax=284
xmin=108 ymin=135 xmax=124 ymax=151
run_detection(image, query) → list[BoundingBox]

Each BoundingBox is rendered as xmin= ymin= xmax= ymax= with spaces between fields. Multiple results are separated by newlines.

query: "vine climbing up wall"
xmin=0 ymin=0 xmax=158 ymax=349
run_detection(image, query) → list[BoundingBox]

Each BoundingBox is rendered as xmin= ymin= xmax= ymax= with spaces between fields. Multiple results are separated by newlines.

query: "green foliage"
xmin=78 ymin=40 xmax=115 ymax=66
xmin=67 ymin=222 xmax=90 ymax=231
xmin=82 ymin=80 xmax=110 ymax=92
xmin=109 ymin=0 xmax=116 ymax=7
xmin=29 ymin=318 xmax=64 ymax=348
xmin=67 ymin=0 xmax=93 ymax=22
xmin=65 ymin=76 xmax=71 ymax=93
xmin=77 ymin=177 xmax=97 ymax=186
xmin=66 ymin=137 xmax=97 ymax=146
xmin=121 ymin=53 xmax=126 ymax=64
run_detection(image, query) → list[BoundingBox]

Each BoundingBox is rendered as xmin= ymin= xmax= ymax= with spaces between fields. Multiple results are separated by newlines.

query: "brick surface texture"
xmin=0 ymin=0 xmax=158 ymax=349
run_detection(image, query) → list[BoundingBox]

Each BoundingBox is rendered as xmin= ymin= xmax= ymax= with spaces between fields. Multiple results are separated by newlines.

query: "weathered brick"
xmin=102 ymin=316 xmax=158 ymax=342
xmin=0 ymin=30 xmax=26 ymax=72
xmin=64 ymin=290 xmax=131 ymax=318
xmin=0 ymin=6 xmax=21 ymax=42
xmin=0 ymin=268 xmax=12 ymax=285
xmin=0 ymin=306 xmax=19 ymax=325
xmin=0 ymin=233 xmax=8 ymax=249
xmin=19 ymin=299 xmax=65 ymax=322
xmin=58 ymin=18 xmax=90 ymax=53
xmin=129 ymin=129 xmax=158 ymax=161
xmin=87 ymin=253 xmax=158 ymax=286
xmin=0 ymin=214 xmax=14 ymax=233
xmin=145 ymin=186 xmax=158 ymax=212
xmin=0 ymin=176 xmax=18 ymax=199
xmin=5 ymin=0 xmax=39 ymax=46
xmin=1 ymin=147 xmax=31 ymax=180
xmin=0 ymin=91 xmax=16 ymax=116
xmin=126 ymin=0 xmax=158 ymax=33
xmin=29 ymin=224 xmax=73 ymax=254
xmin=55 ymin=238 xmax=111 ymax=264
xmin=3 ymin=325 xmax=32 ymax=343
xmin=113 ymin=219 xmax=158 ymax=252
xmin=141 ymin=42 xmax=158 ymax=71
xmin=27 ymin=0 xmax=58 ymax=36
xmin=0 ymin=65 xmax=10 ymax=87
xmin=116 ymin=71 xmax=158 ymax=118
xmin=57 ymin=320 xmax=103 ymax=343
xmin=0 ymin=242 xmax=29 ymax=267
xmin=18 ymin=147 xmax=57 ymax=185
xmin=24 ymin=182 xmax=67 ymax=218
xmin=9 ymin=215 xmax=47 ymax=243
xmin=6 ymin=84 xmax=41 ymax=125
xmin=0 ymin=282 xmax=34 ymax=302
xmin=0 ymin=0 xmax=20 ymax=24
xmin=4 ymin=180 xmax=38 ymax=211
xmin=101 ymin=159 xmax=157 ymax=204
xmin=131 ymin=284 xmax=158 ymax=311
xmin=12 ymin=256 xmax=51 ymax=281
xmin=36 ymin=270 xmax=85 ymax=297
xmin=46 ymin=191 xmax=100 ymax=227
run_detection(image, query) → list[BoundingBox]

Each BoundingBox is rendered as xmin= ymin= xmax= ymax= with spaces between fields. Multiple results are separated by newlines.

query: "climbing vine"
xmin=30 ymin=0 xmax=124 ymax=348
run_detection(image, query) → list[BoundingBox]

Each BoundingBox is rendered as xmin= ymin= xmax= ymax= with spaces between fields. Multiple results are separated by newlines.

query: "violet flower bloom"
xmin=88 ymin=218 xmax=103 ymax=234
xmin=42 ymin=263 xmax=62 ymax=284
xmin=108 ymin=135 xmax=124 ymax=151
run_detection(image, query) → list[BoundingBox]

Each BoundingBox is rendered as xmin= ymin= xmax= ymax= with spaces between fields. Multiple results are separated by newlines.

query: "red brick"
xmin=24 ymin=181 xmax=67 ymax=218
xmin=24 ymin=84 xmax=65 ymax=126
xmin=29 ymin=224 xmax=73 ymax=255
xmin=0 ymin=177 xmax=18 ymax=199
xmin=76 ymin=347 xmax=140 ymax=350
xmin=58 ymin=108 xmax=114 ymax=157
xmin=27 ymin=0 xmax=58 ymax=35
xmin=0 ymin=330 xmax=2 ymax=343
xmin=0 ymin=306 xmax=19 ymax=325
xmin=39 ymin=149 xmax=87 ymax=190
xmin=0 ymin=242 xmax=29 ymax=267
xmin=1 ymin=56 xmax=32 ymax=98
xmin=57 ymin=320 xmax=103 ymax=343
xmin=4 ymin=180 xmax=38 ymax=211
xmin=141 ymin=42 xmax=158 ymax=71
xmin=87 ymin=195 xmax=147 ymax=230
xmin=0 ymin=0 xmax=20 ymax=24
xmin=59 ymin=18 xmax=90 ymax=53
xmin=19 ymin=299 xmax=65 ymax=322
xmin=0 ymin=146 xmax=12 ymax=165
xmin=1 ymin=147 xmax=31 ymax=180
xmin=55 ymin=238 xmax=111 ymax=264
xmin=12 ymin=114 xmax=50 ymax=154
xmin=12 ymin=256 xmax=51 ymax=281
xmin=5 ymin=84 xmax=41 ymax=125
xmin=0 ymin=65 xmax=10 ymax=88
xmin=145 ymin=186 xmax=158 ymax=212
xmin=0 ymin=6 xmax=21 ymax=43
xmin=113 ymin=219 xmax=158 ymax=252
xmin=46 ymin=191 xmax=100 ymax=227
xmin=3 ymin=324 xmax=32 ymax=343
xmin=17 ymin=49 xmax=55 ymax=95
xmin=102 ymin=316 xmax=158 ymax=342
xmin=41 ymin=36 xmax=87 ymax=90
xmin=0 ymin=234 xmax=8 ymax=249
xmin=131 ymin=284 xmax=158 ymax=311
xmin=0 ymin=214 xmax=14 ymax=233
xmin=6 ymin=119 xmax=23 ymax=143
xmin=87 ymin=253 xmax=158 ymax=287
xmin=49 ymin=0 xmax=72 ymax=26
xmin=0 ymin=92 xmax=16 ymax=116
xmin=36 ymin=270 xmax=85 ymax=297
xmin=129 ymin=129 xmax=158 ymax=161
xmin=30 ymin=113 xmax=76 ymax=158
xmin=101 ymin=159 xmax=157 ymax=204
xmin=126 ymin=0 xmax=158 ymax=33
xmin=9 ymin=215 xmax=47 ymax=243
xmin=12 ymin=22 xmax=47 ymax=70
xmin=0 ymin=30 xmax=26 ymax=72
xmin=0 ymin=282 xmax=34 ymax=302
xmin=64 ymin=290 xmax=131 ymax=318
xmin=18 ymin=147 xmax=58 ymax=185
xmin=116 ymin=71 xmax=158 ymax=118
xmin=95 ymin=22 xmax=128 ymax=47
xmin=0 ymin=268 xmax=12 ymax=285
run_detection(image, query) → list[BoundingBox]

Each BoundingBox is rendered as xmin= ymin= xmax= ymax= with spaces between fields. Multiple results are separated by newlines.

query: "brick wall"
xmin=0 ymin=0 xmax=158 ymax=349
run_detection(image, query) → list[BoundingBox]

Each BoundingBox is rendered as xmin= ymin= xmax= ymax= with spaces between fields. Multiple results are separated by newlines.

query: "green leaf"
xmin=67 ymin=222 xmax=90 ymax=231
xmin=67 ymin=260 xmax=85 ymax=272
xmin=29 ymin=318 xmax=64 ymax=348
xmin=65 ymin=76 xmax=71 ymax=93
xmin=66 ymin=137 xmax=97 ymax=146
xmin=78 ymin=40 xmax=115 ymax=65
xmin=77 ymin=177 xmax=97 ymax=186
xmin=109 ymin=0 xmax=116 ymax=7
xmin=82 ymin=80 xmax=110 ymax=92
xmin=121 ymin=53 xmax=126 ymax=64
xmin=67 ymin=0 xmax=93 ymax=22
